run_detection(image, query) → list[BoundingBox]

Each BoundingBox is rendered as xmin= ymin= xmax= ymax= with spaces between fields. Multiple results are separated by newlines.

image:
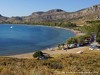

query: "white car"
xmin=89 ymin=45 xmax=100 ymax=50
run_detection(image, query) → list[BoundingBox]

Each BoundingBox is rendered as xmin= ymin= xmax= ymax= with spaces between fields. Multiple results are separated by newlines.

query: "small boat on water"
xmin=10 ymin=26 xmax=13 ymax=28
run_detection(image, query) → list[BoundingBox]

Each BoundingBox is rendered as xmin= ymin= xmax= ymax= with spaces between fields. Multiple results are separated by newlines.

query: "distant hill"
xmin=0 ymin=4 xmax=100 ymax=25
xmin=0 ymin=15 xmax=8 ymax=23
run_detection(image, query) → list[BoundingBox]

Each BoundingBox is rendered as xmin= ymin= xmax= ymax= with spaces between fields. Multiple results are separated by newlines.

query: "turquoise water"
xmin=0 ymin=24 xmax=75 ymax=55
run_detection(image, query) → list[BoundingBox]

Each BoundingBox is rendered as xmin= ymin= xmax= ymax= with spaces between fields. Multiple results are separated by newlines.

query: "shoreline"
xmin=7 ymin=46 xmax=87 ymax=59
xmin=47 ymin=26 xmax=85 ymax=36
xmin=3 ymin=25 xmax=85 ymax=59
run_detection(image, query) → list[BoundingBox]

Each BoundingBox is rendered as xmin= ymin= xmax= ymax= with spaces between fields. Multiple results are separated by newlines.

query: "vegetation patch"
xmin=0 ymin=50 xmax=100 ymax=75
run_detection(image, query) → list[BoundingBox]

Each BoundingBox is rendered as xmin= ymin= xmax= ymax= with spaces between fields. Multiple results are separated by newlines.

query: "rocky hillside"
xmin=0 ymin=4 xmax=100 ymax=25
xmin=0 ymin=15 xmax=8 ymax=23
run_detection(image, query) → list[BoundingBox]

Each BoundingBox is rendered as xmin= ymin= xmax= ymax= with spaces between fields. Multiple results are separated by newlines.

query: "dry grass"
xmin=0 ymin=49 xmax=100 ymax=75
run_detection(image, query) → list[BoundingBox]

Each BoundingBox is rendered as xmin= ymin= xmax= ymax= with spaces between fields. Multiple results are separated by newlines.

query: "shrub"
xmin=96 ymin=37 xmax=100 ymax=43
xmin=67 ymin=37 xmax=77 ymax=44
xmin=76 ymin=36 xmax=84 ymax=44
xmin=61 ymin=22 xmax=77 ymax=28
xmin=33 ymin=51 xmax=43 ymax=58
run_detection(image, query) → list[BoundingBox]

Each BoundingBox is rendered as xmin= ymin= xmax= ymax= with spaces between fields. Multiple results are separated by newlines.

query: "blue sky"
xmin=0 ymin=0 xmax=100 ymax=17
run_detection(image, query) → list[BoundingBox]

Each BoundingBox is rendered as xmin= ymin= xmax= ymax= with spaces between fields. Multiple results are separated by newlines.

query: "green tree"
xmin=96 ymin=37 xmax=100 ymax=43
xmin=76 ymin=36 xmax=84 ymax=44
xmin=33 ymin=51 xmax=43 ymax=58
xmin=67 ymin=37 xmax=77 ymax=44
xmin=61 ymin=22 xmax=77 ymax=28
xmin=94 ymin=24 xmax=100 ymax=36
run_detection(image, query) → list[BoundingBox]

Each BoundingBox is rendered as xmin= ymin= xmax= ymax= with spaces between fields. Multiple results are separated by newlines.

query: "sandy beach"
xmin=7 ymin=46 xmax=88 ymax=59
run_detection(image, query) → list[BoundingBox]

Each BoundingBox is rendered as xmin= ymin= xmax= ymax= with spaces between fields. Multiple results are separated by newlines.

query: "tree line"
xmin=76 ymin=20 xmax=100 ymax=43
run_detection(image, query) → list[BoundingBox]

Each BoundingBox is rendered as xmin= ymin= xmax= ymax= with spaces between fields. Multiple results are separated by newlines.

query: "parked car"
xmin=37 ymin=56 xmax=48 ymax=60
xmin=89 ymin=45 xmax=100 ymax=50
xmin=37 ymin=53 xmax=50 ymax=60
xmin=68 ymin=44 xmax=76 ymax=48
